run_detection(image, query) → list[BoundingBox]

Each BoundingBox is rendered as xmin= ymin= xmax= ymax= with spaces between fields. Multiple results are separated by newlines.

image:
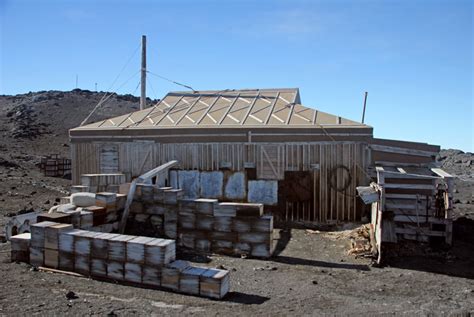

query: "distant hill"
xmin=0 ymin=89 xmax=157 ymax=159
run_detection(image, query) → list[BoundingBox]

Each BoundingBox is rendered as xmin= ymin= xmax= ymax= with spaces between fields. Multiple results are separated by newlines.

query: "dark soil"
xmin=0 ymin=91 xmax=472 ymax=315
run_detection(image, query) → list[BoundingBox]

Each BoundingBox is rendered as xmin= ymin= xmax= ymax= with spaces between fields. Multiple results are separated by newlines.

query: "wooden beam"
xmin=218 ymin=93 xmax=241 ymax=124
xmin=153 ymin=96 xmax=184 ymax=126
xmin=195 ymin=96 xmax=220 ymax=124
xmin=431 ymin=168 xmax=453 ymax=178
xmin=264 ymin=92 xmax=280 ymax=124
xmin=138 ymin=160 xmax=178 ymax=182
xmin=394 ymin=227 xmax=446 ymax=237
xmin=381 ymin=170 xmax=439 ymax=180
xmin=241 ymin=93 xmax=260 ymax=125
xmin=383 ymin=183 xmax=434 ymax=190
xmin=174 ymin=96 xmax=201 ymax=126
xmin=385 ymin=193 xmax=428 ymax=200
xmin=394 ymin=215 xmax=448 ymax=224
xmin=119 ymin=160 xmax=179 ymax=233
xmin=370 ymin=144 xmax=438 ymax=157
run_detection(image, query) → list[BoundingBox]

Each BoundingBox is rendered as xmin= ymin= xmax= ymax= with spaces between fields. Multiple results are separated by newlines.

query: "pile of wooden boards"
xmin=129 ymin=184 xmax=274 ymax=258
xmin=11 ymin=221 xmax=230 ymax=299
xmin=76 ymin=173 xmax=126 ymax=193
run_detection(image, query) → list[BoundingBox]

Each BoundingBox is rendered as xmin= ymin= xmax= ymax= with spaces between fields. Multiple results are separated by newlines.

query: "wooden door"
xmin=100 ymin=144 xmax=119 ymax=173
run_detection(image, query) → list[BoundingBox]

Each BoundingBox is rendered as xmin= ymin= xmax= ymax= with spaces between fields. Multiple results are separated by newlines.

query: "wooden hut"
xmin=69 ymin=88 xmax=443 ymax=227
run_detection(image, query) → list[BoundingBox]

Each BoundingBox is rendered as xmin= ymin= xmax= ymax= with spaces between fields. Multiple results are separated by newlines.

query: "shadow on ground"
xmin=381 ymin=217 xmax=474 ymax=279
xmin=224 ymin=292 xmax=270 ymax=305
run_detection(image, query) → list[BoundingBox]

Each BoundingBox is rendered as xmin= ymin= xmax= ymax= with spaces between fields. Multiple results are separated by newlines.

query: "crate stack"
xmin=129 ymin=184 xmax=274 ymax=258
xmin=79 ymin=174 xmax=126 ymax=193
xmin=39 ymin=192 xmax=126 ymax=233
xmin=40 ymin=154 xmax=71 ymax=177
xmin=10 ymin=233 xmax=31 ymax=262
xmin=12 ymin=221 xmax=230 ymax=299
xmin=128 ymin=185 xmax=184 ymax=238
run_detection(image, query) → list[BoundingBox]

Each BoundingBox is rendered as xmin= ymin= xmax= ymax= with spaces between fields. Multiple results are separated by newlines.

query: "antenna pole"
xmin=361 ymin=91 xmax=368 ymax=123
xmin=140 ymin=35 xmax=147 ymax=110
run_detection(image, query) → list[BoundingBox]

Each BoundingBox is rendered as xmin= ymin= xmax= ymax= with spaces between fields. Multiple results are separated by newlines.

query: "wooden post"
xmin=140 ymin=35 xmax=147 ymax=110
xmin=361 ymin=91 xmax=368 ymax=123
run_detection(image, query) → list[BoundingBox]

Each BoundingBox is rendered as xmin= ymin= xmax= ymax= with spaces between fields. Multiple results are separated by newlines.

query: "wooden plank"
xmin=375 ymin=161 xmax=440 ymax=168
xmin=394 ymin=227 xmax=446 ymax=237
xmin=394 ymin=215 xmax=449 ymax=224
xmin=371 ymin=144 xmax=437 ymax=157
xmin=383 ymin=183 xmax=434 ymax=190
xmin=385 ymin=193 xmax=428 ymax=200
xmin=431 ymin=168 xmax=453 ymax=178
xmin=378 ymin=170 xmax=439 ymax=180
xmin=119 ymin=160 xmax=179 ymax=233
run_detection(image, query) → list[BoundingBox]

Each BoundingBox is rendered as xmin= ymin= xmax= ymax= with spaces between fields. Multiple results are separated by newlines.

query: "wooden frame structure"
xmin=370 ymin=165 xmax=453 ymax=263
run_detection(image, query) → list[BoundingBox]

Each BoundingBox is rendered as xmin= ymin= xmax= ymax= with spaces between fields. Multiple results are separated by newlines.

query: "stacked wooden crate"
xmin=10 ymin=233 xmax=31 ymax=262
xmin=79 ymin=173 xmax=126 ymax=193
xmin=128 ymin=185 xmax=184 ymax=239
xmin=129 ymin=184 xmax=274 ymax=258
xmin=161 ymin=260 xmax=229 ymax=299
xmin=20 ymin=222 xmax=229 ymax=299
xmin=40 ymin=154 xmax=71 ymax=177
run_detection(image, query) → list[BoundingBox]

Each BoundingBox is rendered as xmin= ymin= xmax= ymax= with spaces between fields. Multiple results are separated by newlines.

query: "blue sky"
xmin=1 ymin=0 xmax=472 ymax=151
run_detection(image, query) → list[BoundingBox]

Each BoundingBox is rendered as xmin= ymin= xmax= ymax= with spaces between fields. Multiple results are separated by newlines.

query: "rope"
xmin=79 ymin=44 xmax=140 ymax=126
xmin=147 ymin=71 xmax=196 ymax=92
xmin=80 ymin=70 xmax=140 ymax=126
xmin=147 ymin=77 xmax=158 ymax=100
xmin=132 ymin=80 xmax=141 ymax=95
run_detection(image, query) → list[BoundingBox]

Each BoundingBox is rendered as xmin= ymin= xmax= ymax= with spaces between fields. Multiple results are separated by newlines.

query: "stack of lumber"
xmin=79 ymin=173 xmax=126 ymax=193
xmin=17 ymin=222 xmax=229 ymax=299
xmin=129 ymin=185 xmax=274 ymax=258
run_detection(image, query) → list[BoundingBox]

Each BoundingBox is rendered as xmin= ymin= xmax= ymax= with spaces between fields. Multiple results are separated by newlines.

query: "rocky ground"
xmin=0 ymin=90 xmax=472 ymax=315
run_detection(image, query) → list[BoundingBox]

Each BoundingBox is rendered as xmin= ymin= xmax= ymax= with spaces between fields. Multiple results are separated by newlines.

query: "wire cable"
xmin=80 ymin=44 xmax=140 ymax=126
xmin=147 ymin=71 xmax=196 ymax=92
xmin=80 ymin=70 xmax=140 ymax=126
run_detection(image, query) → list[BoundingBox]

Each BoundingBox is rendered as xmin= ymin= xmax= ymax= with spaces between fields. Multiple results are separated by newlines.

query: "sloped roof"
xmin=73 ymin=88 xmax=369 ymax=131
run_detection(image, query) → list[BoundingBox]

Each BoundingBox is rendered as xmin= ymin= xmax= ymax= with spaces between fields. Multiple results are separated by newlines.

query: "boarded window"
xmin=100 ymin=144 xmax=119 ymax=173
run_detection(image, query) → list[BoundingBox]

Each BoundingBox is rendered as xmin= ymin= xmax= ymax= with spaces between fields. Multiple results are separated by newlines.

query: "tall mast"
xmin=140 ymin=35 xmax=147 ymax=110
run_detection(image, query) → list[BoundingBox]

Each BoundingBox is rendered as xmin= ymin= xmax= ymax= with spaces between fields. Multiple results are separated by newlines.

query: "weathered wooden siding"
xmin=71 ymin=141 xmax=370 ymax=223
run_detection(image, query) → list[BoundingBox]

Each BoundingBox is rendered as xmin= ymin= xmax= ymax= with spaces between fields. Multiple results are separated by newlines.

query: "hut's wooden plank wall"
xmin=71 ymin=141 xmax=370 ymax=223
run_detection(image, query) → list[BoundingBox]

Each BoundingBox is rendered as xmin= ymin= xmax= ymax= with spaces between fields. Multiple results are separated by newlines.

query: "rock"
xmin=66 ymin=291 xmax=78 ymax=300
xmin=312 ymin=280 xmax=318 ymax=285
